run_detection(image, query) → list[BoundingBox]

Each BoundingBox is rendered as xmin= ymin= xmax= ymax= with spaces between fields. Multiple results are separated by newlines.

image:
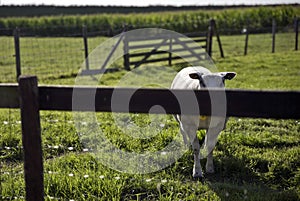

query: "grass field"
xmin=0 ymin=31 xmax=300 ymax=200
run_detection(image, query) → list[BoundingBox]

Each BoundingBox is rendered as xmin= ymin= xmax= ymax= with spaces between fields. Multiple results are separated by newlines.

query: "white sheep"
xmin=171 ymin=66 xmax=236 ymax=178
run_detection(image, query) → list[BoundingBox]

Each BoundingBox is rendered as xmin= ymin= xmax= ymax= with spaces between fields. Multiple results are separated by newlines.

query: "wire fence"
xmin=0 ymin=27 xmax=110 ymax=83
xmin=0 ymin=19 xmax=298 ymax=83
xmin=207 ymin=18 xmax=299 ymax=57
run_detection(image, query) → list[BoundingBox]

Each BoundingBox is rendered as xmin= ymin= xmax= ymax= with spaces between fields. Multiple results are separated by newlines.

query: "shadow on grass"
xmin=204 ymin=151 xmax=299 ymax=201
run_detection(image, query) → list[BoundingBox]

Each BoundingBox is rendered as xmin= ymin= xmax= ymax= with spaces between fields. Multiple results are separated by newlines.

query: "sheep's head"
xmin=189 ymin=72 xmax=236 ymax=88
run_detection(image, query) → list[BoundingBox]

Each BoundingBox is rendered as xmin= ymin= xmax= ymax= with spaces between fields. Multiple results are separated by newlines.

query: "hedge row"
xmin=0 ymin=6 xmax=299 ymax=36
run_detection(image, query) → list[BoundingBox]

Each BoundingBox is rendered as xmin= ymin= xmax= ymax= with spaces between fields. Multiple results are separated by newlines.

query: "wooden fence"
xmin=123 ymin=31 xmax=209 ymax=70
xmin=81 ymin=27 xmax=213 ymax=75
xmin=12 ymin=20 xmax=223 ymax=77
xmin=122 ymin=19 xmax=224 ymax=70
xmin=1 ymin=75 xmax=300 ymax=200
xmin=9 ymin=18 xmax=299 ymax=80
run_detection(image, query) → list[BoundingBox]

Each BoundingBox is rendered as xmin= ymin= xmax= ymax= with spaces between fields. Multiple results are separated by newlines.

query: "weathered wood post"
xmin=207 ymin=19 xmax=214 ymax=57
xmin=82 ymin=25 xmax=90 ymax=70
xmin=214 ymin=20 xmax=224 ymax=58
xmin=244 ymin=18 xmax=250 ymax=56
xmin=295 ymin=17 xmax=299 ymax=51
xmin=14 ymin=27 xmax=21 ymax=80
xmin=123 ymin=26 xmax=130 ymax=71
xmin=244 ymin=29 xmax=249 ymax=55
xmin=168 ymin=37 xmax=173 ymax=66
xmin=18 ymin=76 xmax=44 ymax=201
xmin=272 ymin=18 xmax=276 ymax=53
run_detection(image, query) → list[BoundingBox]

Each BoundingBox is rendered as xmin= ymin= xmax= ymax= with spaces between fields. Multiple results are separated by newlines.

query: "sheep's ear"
xmin=220 ymin=72 xmax=236 ymax=80
xmin=189 ymin=73 xmax=200 ymax=79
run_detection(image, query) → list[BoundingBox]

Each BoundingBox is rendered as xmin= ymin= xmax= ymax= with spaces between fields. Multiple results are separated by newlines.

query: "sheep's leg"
xmin=181 ymin=123 xmax=202 ymax=178
xmin=204 ymin=126 xmax=222 ymax=174
xmin=179 ymin=117 xmax=202 ymax=178
xmin=191 ymin=135 xmax=202 ymax=178
xmin=180 ymin=126 xmax=188 ymax=145
xmin=206 ymin=149 xmax=215 ymax=174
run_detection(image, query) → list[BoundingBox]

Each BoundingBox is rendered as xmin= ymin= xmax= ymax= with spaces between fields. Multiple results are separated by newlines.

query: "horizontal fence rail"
xmin=1 ymin=84 xmax=300 ymax=119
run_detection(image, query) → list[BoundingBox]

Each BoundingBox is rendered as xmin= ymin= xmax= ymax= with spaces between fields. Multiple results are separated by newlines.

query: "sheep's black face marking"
xmin=189 ymin=73 xmax=207 ymax=88
xmin=199 ymin=78 xmax=207 ymax=88
xmin=219 ymin=72 xmax=237 ymax=80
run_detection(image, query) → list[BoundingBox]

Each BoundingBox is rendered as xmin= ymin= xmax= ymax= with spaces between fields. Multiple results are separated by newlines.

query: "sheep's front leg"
xmin=179 ymin=117 xmax=202 ymax=178
xmin=206 ymin=150 xmax=214 ymax=174
xmin=204 ymin=126 xmax=223 ymax=174
xmin=191 ymin=136 xmax=202 ymax=178
xmin=180 ymin=125 xmax=188 ymax=145
xmin=180 ymin=123 xmax=203 ymax=178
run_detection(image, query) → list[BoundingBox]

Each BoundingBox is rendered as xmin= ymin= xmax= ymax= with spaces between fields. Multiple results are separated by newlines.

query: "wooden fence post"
xmin=82 ymin=25 xmax=90 ymax=70
xmin=272 ymin=19 xmax=276 ymax=53
xmin=214 ymin=21 xmax=224 ymax=58
xmin=244 ymin=29 xmax=249 ymax=55
xmin=18 ymin=76 xmax=44 ymax=201
xmin=295 ymin=17 xmax=299 ymax=51
xmin=123 ymin=26 xmax=130 ymax=71
xmin=207 ymin=19 xmax=214 ymax=57
xmin=168 ymin=37 xmax=172 ymax=66
xmin=14 ymin=27 xmax=21 ymax=80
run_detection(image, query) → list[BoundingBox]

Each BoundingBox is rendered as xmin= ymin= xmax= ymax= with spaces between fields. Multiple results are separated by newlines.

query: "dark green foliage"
xmin=0 ymin=6 xmax=299 ymax=36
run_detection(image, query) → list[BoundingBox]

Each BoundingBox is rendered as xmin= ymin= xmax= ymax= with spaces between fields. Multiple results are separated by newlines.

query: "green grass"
xmin=0 ymin=31 xmax=300 ymax=200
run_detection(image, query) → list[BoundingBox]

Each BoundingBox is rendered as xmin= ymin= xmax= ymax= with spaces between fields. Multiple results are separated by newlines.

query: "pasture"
xmin=0 ymin=32 xmax=300 ymax=200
